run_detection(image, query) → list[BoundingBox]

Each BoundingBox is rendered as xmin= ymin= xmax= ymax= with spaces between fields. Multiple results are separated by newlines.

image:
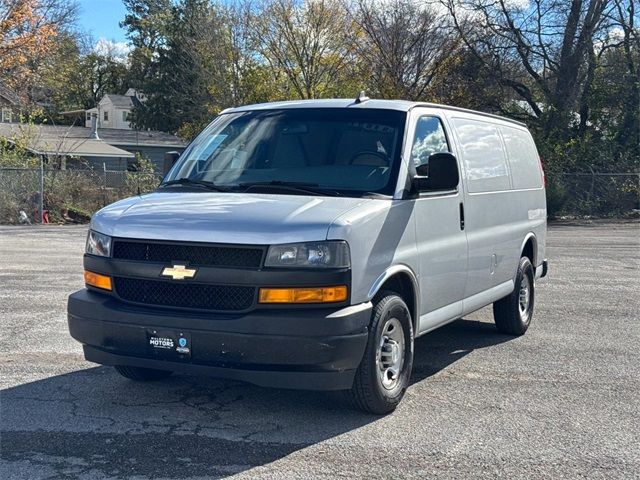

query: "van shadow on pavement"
xmin=1 ymin=318 xmax=512 ymax=479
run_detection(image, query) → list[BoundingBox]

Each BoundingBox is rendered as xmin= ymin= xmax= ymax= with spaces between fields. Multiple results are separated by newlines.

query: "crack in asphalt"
xmin=1 ymin=431 xmax=304 ymax=480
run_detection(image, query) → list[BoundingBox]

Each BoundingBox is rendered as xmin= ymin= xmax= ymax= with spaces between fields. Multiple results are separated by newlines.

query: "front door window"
xmin=410 ymin=116 xmax=449 ymax=171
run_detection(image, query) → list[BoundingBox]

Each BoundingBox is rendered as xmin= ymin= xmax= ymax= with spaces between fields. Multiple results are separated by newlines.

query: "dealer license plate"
xmin=146 ymin=329 xmax=191 ymax=360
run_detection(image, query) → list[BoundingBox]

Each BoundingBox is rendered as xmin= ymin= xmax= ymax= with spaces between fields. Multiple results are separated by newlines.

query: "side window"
xmin=452 ymin=117 xmax=510 ymax=193
xmin=500 ymin=126 xmax=543 ymax=189
xmin=410 ymin=116 xmax=449 ymax=168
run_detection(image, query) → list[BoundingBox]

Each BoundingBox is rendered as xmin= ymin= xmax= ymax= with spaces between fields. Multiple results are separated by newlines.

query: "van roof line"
xmin=409 ymin=102 xmax=527 ymax=127
xmin=222 ymin=99 xmax=527 ymax=127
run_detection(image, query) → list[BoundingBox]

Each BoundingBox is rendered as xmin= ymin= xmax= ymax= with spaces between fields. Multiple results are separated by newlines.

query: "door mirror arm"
xmin=412 ymin=176 xmax=432 ymax=192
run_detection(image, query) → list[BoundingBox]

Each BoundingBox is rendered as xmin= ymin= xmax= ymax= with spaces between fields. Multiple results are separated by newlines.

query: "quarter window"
xmin=410 ymin=116 xmax=449 ymax=168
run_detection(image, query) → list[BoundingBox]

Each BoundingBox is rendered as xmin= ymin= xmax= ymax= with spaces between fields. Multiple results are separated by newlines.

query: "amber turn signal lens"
xmin=258 ymin=286 xmax=348 ymax=304
xmin=84 ymin=270 xmax=112 ymax=291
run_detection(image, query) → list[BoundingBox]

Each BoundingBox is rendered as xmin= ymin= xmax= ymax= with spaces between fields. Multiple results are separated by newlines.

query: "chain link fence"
xmin=0 ymin=167 xmax=638 ymax=224
xmin=548 ymin=173 xmax=640 ymax=218
xmin=0 ymin=167 xmax=162 ymax=224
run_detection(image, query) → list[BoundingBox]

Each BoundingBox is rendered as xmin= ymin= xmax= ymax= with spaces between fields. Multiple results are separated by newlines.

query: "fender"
xmin=516 ymin=232 xmax=538 ymax=284
xmin=519 ymin=232 xmax=538 ymax=266
xmin=367 ymin=264 xmax=420 ymax=332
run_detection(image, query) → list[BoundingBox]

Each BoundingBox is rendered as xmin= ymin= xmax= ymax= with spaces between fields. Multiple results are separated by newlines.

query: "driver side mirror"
xmin=413 ymin=152 xmax=459 ymax=192
xmin=163 ymin=151 xmax=180 ymax=175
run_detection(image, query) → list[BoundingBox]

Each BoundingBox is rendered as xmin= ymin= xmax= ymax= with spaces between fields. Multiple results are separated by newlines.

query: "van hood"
xmin=91 ymin=191 xmax=370 ymax=244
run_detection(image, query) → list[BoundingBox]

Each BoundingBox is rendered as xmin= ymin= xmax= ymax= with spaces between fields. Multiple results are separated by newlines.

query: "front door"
xmin=409 ymin=110 xmax=468 ymax=334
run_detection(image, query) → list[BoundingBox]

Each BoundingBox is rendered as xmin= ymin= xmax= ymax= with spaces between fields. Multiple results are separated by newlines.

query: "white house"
xmin=85 ymin=89 xmax=147 ymax=130
xmin=0 ymin=82 xmax=20 ymax=123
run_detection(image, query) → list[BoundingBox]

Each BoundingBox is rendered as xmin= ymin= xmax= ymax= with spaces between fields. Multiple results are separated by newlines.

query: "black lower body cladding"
xmin=67 ymin=289 xmax=371 ymax=390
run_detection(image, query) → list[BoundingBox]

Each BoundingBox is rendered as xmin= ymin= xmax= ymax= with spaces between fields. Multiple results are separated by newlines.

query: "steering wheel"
xmin=348 ymin=150 xmax=390 ymax=166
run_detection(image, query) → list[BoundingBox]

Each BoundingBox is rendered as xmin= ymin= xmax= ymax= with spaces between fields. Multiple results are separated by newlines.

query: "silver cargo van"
xmin=68 ymin=98 xmax=548 ymax=414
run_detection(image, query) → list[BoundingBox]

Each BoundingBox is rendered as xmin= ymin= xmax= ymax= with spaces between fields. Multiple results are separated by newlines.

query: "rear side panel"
xmin=443 ymin=111 xmax=546 ymax=307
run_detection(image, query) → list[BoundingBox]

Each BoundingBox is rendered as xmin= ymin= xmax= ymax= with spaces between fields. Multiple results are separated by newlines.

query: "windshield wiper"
xmin=159 ymin=178 xmax=231 ymax=192
xmin=360 ymin=191 xmax=391 ymax=199
xmin=239 ymin=181 xmax=342 ymax=197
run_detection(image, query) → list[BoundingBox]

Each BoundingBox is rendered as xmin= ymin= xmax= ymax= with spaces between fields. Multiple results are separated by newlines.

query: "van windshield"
xmin=163 ymin=108 xmax=406 ymax=197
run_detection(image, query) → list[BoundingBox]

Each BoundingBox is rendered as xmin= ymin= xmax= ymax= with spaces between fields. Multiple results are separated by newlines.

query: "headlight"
xmin=86 ymin=230 xmax=111 ymax=257
xmin=265 ymin=241 xmax=350 ymax=268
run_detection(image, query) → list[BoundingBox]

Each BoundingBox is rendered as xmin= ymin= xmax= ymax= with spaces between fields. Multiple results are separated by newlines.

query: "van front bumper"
xmin=68 ymin=289 xmax=371 ymax=390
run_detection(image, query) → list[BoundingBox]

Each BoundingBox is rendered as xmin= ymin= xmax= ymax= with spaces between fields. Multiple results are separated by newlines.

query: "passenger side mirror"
xmin=413 ymin=152 xmax=459 ymax=192
xmin=163 ymin=151 xmax=180 ymax=175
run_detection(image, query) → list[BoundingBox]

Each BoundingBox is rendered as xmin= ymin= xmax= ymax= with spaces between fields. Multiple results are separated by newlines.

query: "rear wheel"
xmin=493 ymin=256 xmax=535 ymax=335
xmin=348 ymin=292 xmax=414 ymax=415
xmin=114 ymin=365 xmax=173 ymax=381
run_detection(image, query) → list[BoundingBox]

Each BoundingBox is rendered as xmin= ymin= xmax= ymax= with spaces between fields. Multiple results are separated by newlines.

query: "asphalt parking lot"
xmin=1 ymin=221 xmax=639 ymax=479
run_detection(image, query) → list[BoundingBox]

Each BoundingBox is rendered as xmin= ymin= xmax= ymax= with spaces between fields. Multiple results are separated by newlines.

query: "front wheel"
xmin=493 ymin=256 xmax=535 ymax=335
xmin=348 ymin=292 xmax=414 ymax=415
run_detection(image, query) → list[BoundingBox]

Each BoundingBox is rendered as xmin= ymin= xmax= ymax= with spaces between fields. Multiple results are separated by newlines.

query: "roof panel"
xmin=0 ymin=123 xmax=186 ymax=150
xmin=0 ymin=123 xmax=134 ymax=158
xmin=224 ymin=99 xmax=416 ymax=113
xmin=104 ymin=94 xmax=135 ymax=108
xmin=31 ymin=137 xmax=135 ymax=158
xmin=223 ymin=98 xmax=526 ymax=126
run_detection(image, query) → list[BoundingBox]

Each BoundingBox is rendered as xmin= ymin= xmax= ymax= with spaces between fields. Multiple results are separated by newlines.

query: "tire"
xmin=114 ymin=365 xmax=173 ymax=381
xmin=348 ymin=292 xmax=414 ymax=415
xmin=493 ymin=256 xmax=535 ymax=335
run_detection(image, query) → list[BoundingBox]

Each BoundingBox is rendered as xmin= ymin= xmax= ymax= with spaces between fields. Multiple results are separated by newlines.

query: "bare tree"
xmin=350 ymin=0 xmax=458 ymax=100
xmin=603 ymin=0 xmax=639 ymax=149
xmin=444 ymin=0 xmax=611 ymax=137
xmin=252 ymin=0 xmax=354 ymax=99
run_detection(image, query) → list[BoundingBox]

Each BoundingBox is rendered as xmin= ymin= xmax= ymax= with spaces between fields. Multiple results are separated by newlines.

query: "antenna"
xmin=354 ymin=90 xmax=370 ymax=104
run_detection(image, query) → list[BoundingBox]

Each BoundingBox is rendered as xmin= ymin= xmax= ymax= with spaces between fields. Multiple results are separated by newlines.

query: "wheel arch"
xmin=520 ymin=233 xmax=537 ymax=266
xmin=367 ymin=265 xmax=419 ymax=335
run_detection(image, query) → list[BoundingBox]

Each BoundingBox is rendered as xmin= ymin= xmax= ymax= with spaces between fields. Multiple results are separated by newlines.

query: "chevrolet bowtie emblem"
xmin=161 ymin=264 xmax=197 ymax=280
